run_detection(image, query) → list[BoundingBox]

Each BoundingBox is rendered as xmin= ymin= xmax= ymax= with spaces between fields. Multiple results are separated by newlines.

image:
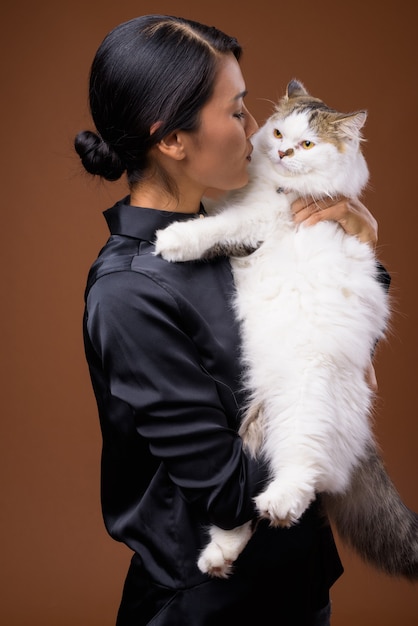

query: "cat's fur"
xmin=155 ymin=80 xmax=418 ymax=580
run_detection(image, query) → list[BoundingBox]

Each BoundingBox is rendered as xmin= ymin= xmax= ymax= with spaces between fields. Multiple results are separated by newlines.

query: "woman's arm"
xmin=86 ymin=270 xmax=267 ymax=529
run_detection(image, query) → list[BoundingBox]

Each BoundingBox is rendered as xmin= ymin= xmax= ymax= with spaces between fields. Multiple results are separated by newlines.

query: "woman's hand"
xmin=291 ymin=196 xmax=378 ymax=247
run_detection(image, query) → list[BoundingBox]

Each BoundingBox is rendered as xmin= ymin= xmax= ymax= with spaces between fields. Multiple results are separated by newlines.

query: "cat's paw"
xmin=154 ymin=224 xmax=188 ymax=262
xmin=155 ymin=222 xmax=202 ymax=262
xmin=255 ymin=480 xmax=315 ymax=527
xmin=197 ymin=522 xmax=253 ymax=578
xmin=197 ymin=541 xmax=234 ymax=579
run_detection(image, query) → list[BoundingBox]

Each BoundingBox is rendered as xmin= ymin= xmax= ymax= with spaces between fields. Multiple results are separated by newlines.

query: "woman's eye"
xmin=234 ymin=111 xmax=245 ymax=120
xmin=301 ymin=140 xmax=315 ymax=149
xmin=274 ymin=129 xmax=282 ymax=138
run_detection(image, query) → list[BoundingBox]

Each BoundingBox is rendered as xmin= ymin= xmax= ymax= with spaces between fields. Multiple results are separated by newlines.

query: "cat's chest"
xmin=231 ymin=220 xmax=352 ymax=295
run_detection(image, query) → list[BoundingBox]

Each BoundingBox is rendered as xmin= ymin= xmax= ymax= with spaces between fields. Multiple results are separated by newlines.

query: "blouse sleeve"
xmin=85 ymin=269 xmax=267 ymax=530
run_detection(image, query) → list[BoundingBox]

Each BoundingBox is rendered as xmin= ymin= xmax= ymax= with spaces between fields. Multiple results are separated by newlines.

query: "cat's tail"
xmin=322 ymin=441 xmax=418 ymax=581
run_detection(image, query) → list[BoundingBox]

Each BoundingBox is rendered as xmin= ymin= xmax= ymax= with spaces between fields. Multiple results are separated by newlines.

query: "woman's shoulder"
xmin=85 ymin=235 xmax=232 ymax=313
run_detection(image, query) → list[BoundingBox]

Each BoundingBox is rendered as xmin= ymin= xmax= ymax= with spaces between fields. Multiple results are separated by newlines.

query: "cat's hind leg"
xmin=197 ymin=521 xmax=253 ymax=578
xmin=239 ymin=402 xmax=265 ymax=458
xmin=254 ymin=473 xmax=316 ymax=527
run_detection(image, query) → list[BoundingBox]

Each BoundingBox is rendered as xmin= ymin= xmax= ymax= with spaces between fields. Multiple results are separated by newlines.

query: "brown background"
xmin=1 ymin=1 xmax=417 ymax=624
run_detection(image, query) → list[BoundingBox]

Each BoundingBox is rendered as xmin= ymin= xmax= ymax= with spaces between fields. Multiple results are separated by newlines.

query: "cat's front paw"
xmin=155 ymin=221 xmax=203 ymax=262
xmin=154 ymin=224 xmax=188 ymax=262
xmin=255 ymin=480 xmax=315 ymax=527
xmin=197 ymin=541 xmax=234 ymax=579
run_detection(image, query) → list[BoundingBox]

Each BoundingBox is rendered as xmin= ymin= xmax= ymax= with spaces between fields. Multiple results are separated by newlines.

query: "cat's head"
xmin=253 ymin=79 xmax=369 ymax=198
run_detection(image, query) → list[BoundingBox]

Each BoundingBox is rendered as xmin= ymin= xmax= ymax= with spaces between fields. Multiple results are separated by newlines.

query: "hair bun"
xmin=74 ymin=130 xmax=125 ymax=181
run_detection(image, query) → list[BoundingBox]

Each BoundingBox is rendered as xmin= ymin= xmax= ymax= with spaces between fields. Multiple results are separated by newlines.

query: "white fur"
xmin=155 ymin=105 xmax=389 ymax=578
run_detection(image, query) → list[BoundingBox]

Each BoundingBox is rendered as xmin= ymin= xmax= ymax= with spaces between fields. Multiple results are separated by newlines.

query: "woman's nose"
xmin=245 ymin=110 xmax=259 ymax=138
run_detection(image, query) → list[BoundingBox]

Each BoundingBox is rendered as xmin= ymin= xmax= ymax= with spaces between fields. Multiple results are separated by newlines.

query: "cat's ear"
xmin=333 ymin=111 xmax=367 ymax=139
xmin=286 ymin=79 xmax=309 ymax=99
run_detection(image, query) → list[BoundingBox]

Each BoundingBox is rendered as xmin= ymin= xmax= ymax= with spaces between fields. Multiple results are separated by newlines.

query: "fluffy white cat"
xmin=155 ymin=80 xmax=418 ymax=580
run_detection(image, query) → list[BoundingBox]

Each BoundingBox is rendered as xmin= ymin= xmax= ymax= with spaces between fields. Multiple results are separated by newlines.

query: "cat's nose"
xmin=279 ymin=148 xmax=294 ymax=159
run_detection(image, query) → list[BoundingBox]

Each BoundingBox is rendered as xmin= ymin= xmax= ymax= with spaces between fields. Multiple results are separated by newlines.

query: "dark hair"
xmin=74 ymin=15 xmax=242 ymax=187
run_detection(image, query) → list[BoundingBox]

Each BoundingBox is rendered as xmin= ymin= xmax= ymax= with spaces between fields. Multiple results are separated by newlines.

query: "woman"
xmin=75 ymin=15 xmax=379 ymax=625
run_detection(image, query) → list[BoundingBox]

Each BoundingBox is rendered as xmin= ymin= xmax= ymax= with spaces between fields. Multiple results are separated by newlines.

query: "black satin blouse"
xmin=83 ymin=198 xmax=343 ymax=623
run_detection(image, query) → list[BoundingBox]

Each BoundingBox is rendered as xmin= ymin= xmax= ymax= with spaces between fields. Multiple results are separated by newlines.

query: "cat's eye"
xmin=301 ymin=140 xmax=315 ymax=150
xmin=274 ymin=129 xmax=282 ymax=138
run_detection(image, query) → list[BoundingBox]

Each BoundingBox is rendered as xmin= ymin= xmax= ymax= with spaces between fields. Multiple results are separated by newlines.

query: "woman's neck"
xmin=130 ymin=179 xmax=201 ymax=214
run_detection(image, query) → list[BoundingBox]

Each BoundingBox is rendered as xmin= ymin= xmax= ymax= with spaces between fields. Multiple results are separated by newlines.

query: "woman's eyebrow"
xmin=233 ymin=90 xmax=248 ymax=101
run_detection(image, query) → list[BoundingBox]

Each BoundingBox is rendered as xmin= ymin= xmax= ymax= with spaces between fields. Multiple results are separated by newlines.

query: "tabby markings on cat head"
xmin=272 ymin=79 xmax=367 ymax=153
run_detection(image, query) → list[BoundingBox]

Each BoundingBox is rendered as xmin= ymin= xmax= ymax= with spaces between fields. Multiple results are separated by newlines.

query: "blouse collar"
xmin=103 ymin=196 xmax=206 ymax=242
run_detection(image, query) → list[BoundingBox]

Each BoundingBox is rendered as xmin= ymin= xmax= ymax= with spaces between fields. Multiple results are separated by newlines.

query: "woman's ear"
xmin=150 ymin=122 xmax=187 ymax=161
xmin=154 ymin=129 xmax=186 ymax=161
